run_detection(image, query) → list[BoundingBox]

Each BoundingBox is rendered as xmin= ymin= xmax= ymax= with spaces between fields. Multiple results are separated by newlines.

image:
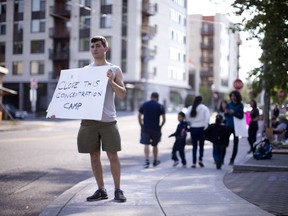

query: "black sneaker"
xmin=153 ymin=160 xmax=160 ymax=167
xmin=114 ymin=189 xmax=127 ymax=202
xmin=86 ymin=189 xmax=108 ymax=202
xmin=144 ymin=160 xmax=149 ymax=168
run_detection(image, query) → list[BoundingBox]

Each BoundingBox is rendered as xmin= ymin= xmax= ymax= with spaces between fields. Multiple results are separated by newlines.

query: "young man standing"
xmin=138 ymin=92 xmax=166 ymax=168
xmin=77 ymin=36 xmax=127 ymax=202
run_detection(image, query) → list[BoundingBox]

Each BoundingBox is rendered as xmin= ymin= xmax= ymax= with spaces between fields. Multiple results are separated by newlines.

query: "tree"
xmin=230 ymin=0 xmax=288 ymax=126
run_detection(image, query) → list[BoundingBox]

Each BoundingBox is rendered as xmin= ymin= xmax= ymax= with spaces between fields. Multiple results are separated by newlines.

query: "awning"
xmin=0 ymin=86 xmax=17 ymax=95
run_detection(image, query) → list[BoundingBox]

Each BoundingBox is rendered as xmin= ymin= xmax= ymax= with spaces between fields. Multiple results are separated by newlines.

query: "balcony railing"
xmin=200 ymin=42 xmax=214 ymax=50
xmin=200 ymin=56 xmax=214 ymax=64
xmin=49 ymin=49 xmax=69 ymax=61
xmin=49 ymin=5 xmax=71 ymax=18
xmin=49 ymin=27 xmax=70 ymax=39
xmin=200 ymin=69 xmax=213 ymax=77
xmin=141 ymin=24 xmax=157 ymax=38
xmin=142 ymin=2 xmax=157 ymax=16
xmin=201 ymin=28 xmax=214 ymax=36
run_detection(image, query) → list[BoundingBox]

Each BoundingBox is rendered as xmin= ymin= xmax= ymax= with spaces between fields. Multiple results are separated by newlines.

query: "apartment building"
xmin=0 ymin=0 xmax=189 ymax=114
xmin=188 ymin=13 xmax=241 ymax=108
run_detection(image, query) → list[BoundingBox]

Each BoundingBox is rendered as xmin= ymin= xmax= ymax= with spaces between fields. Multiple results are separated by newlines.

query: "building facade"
xmin=0 ymin=0 xmax=189 ymax=114
xmin=188 ymin=13 xmax=241 ymax=108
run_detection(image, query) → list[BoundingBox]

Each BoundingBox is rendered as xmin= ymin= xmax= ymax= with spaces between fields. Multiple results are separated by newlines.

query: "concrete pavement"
xmin=1 ymin=116 xmax=287 ymax=216
xmin=39 ymin=137 xmax=286 ymax=216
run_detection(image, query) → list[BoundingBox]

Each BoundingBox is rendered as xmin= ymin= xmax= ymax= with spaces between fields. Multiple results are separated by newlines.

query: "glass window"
xmin=100 ymin=14 xmax=112 ymax=28
xmin=14 ymin=0 xmax=24 ymax=13
xmin=30 ymin=61 xmax=44 ymax=75
xmin=80 ymin=0 xmax=91 ymax=7
xmin=31 ymin=20 xmax=45 ymax=32
xmin=0 ymin=2 xmax=6 ymax=14
xmin=79 ymin=38 xmax=90 ymax=51
xmin=14 ymin=21 xmax=23 ymax=34
xmin=12 ymin=61 xmax=23 ymax=75
xmin=78 ymin=59 xmax=90 ymax=67
xmin=13 ymin=41 xmax=23 ymax=54
xmin=0 ymin=24 xmax=6 ymax=35
xmin=32 ymin=0 xmax=45 ymax=12
xmin=31 ymin=40 xmax=45 ymax=53
xmin=101 ymin=0 xmax=113 ymax=5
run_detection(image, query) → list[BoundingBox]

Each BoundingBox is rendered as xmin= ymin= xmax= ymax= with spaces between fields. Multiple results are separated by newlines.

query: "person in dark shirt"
xmin=169 ymin=111 xmax=188 ymax=167
xmin=138 ymin=92 xmax=166 ymax=168
xmin=247 ymin=99 xmax=260 ymax=153
xmin=205 ymin=114 xmax=230 ymax=169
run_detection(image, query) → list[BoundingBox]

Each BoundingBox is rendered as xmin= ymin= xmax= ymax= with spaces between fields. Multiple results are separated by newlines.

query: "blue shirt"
xmin=225 ymin=102 xmax=244 ymax=129
xmin=139 ymin=100 xmax=165 ymax=131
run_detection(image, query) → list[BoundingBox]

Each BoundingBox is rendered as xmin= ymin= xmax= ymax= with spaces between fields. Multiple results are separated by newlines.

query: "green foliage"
xmin=231 ymin=0 xmax=288 ymax=97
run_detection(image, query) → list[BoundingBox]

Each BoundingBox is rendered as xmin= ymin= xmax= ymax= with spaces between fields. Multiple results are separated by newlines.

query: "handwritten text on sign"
xmin=46 ymin=66 xmax=110 ymax=120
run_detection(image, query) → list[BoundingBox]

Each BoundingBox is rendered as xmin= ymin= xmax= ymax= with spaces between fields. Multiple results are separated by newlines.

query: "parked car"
xmin=3 ymin=103 xmax=28 ymax=119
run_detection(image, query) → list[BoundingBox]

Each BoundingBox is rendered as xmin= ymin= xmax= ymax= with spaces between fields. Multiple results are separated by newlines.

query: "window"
xmin=31 ymin=19 xmax=45 ymax=32
xmin=12 ymin=61 xmax=23 ymax=75
xmin=78 ymin=59 xmax=90 ymax=68
xmin=0 ymin=24 xmax=5 ymax=35
xmin=13 ymin=41 xmax=23 ymax=54
xmin=100 ymin=14 xmax=112 ymax=28
xmin=14 ymin=0 xmax=24 ymax=13
xmin=31 ymin=40 xmax=45 ymax=53
xmin=101 ymin=0 xmax=113 ymax=5
xmin=80 ymin=16 xmax=91 ymax=29
xmin=30 ymin=61 xmax=44 ymax=75
xmin=79 ymin=38 xmax=90 ymax=51
xmin=0 ymin=2 xmax=6 ymax=15
xmin=14 ymin=21 xmax=23 ymax=34
xmin=32 ymin=0 xmax=45 ymax=12
xmin=80 ymin=0 xmax=92 ymax=7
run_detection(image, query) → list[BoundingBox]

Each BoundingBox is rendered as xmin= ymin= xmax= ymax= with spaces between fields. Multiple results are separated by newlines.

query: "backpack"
xmin=253 ymin=138 xmax=273 ymax=160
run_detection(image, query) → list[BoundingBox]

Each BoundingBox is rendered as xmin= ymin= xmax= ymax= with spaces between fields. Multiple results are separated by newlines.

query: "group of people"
xmin=49 ymin=35 xmax=286 ymax=204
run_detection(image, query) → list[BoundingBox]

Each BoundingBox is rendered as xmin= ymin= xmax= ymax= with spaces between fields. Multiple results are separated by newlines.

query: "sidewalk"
xmin=2 ymin=118 xmax=287 ymax=216
xmin=39 ymin=140 xmax=287 ymax=216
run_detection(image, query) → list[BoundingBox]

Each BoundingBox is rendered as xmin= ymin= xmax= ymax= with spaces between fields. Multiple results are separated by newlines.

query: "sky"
xmin=187 ymin=0 xmax=262 ymax=82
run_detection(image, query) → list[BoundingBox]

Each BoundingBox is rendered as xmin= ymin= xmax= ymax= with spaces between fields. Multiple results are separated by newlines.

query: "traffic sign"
xmin=233 ymin=79 xmax=243 ymax=90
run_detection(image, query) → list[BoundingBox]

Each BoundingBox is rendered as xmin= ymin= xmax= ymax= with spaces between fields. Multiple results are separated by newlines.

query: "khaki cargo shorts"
xmin=77 ymin=120 xmax=121 ymax=153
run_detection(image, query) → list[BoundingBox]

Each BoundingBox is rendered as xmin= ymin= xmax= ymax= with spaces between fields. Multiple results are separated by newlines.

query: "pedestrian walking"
xmin=138 ymin=92 xmax=166 ymax=168
xmin=168 ymin=111 xmax=188 ymax=167
xmin=247 ymin=99 xmax=260 ymax=153
xmin=225 ymin=90 xmax=244 ymax=165
xmin=185 ymin=96 xmax=210 ymax=168
xmin=204 ymin=114 xmax=230 ymax=169
xmin=76 ymin=36 xmax=127 ymax=202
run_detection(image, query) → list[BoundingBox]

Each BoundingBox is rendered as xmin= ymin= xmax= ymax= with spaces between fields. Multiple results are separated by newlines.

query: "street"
xmin=0 ymin=113 xmax=180 ymax=216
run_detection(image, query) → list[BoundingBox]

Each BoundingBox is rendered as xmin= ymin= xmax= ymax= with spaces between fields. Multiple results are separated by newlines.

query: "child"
xmin=204 ymin=114 xmax=229 ymax=169
xmin=168 ymin=111 xmax=188 ymax=167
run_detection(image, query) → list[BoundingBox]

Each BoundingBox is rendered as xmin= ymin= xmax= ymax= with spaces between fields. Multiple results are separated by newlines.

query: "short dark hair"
xmin=151 ymin=92 xmax=159 ymax=99
xmin=178 ymin=111 xmax=185 ymax=118
xmin=91 ymin=36 xmax=108 ymax=48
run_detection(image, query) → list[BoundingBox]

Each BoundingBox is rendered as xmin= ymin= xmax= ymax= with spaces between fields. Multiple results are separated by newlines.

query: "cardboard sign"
xmin=46 ymin=66 xmax=110 ymax=120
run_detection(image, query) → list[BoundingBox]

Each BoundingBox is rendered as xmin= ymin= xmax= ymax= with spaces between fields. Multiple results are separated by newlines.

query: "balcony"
xmin=49 ymin=5 xmax=71 ymax=18
xmin=141 ymin=24 xmax=157 ymax=38
xmin=49 ymin=48 xmax=69 ymax=61
xmin=201 ymin=28 xmax=214 ymax=36
xmin=200 ymin=69 xmax=213 ymax=77
xmin=142 ymin=2 xmax=157 ymax=16
xmin=200 ymin=56 xmax=214 ymax=64
xmin=49 ymin=27 xmax=70 ymax=39
xmin=201 ymin=42 xmax=214 ymax=50
xmin=79 ymin=28 xmax=90 ymax=38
